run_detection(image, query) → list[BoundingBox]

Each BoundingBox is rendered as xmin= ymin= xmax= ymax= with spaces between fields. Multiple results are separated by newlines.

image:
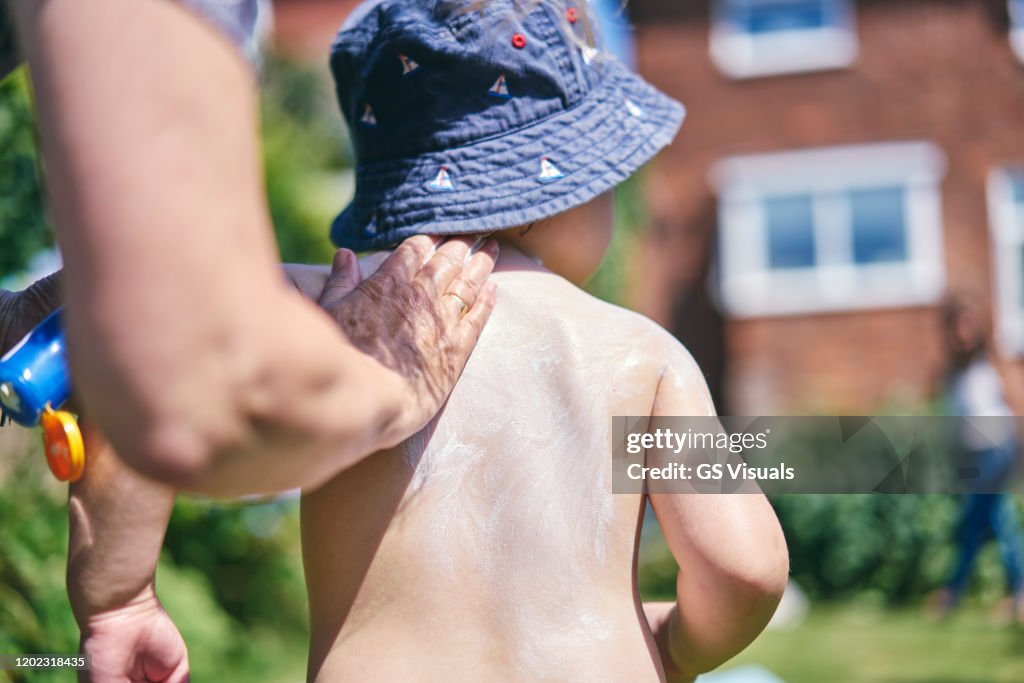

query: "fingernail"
xmin=332 ymin=249 xmax=349 ymax=270
xmin=469 ymin=232 xmax=496 ymax=256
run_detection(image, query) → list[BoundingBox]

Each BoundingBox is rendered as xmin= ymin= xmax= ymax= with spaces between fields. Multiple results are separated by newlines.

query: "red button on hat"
xmin=512 ymin=33 xmax=527 ymax=49
xmin=566 ymin=8 xmax=579 ymax=23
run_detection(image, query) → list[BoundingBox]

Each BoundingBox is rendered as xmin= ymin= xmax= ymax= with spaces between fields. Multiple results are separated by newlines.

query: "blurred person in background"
xmin=932 ymin=293 xmax=1024 ymax=623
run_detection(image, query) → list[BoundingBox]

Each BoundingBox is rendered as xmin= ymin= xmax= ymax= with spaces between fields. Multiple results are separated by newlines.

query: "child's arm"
xmin=644 ymin=347 xmax=789 ymax=682
xmin=67 ymin=423 xmax=187 ymax=682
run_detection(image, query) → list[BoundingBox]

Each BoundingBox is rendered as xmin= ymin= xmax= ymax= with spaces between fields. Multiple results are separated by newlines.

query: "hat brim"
xmin=330 ymin=59 xmax=685 ymax=251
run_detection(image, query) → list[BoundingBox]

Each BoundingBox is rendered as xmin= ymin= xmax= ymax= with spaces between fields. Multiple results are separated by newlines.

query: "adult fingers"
xmin=439 ymin=239 xmax=499 ymax=322
xmin=318 ymin=250 xmax=362 ymax=309
xmin=373 ymin=235 xmax=440 ymax=283
xmin=418 ymin=236 xmax=474 ymax=295
xmin=456 ymin=280 xmax=498 ymax=351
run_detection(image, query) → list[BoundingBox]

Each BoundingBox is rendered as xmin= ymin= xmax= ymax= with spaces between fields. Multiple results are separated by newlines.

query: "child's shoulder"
xmin=590 ymin=294 xmax=701 ymax=363
xmin=583 ymin=296 xmax=714 ymax=412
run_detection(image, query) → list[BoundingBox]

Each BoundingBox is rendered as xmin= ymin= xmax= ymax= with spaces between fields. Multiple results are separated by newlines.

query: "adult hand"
xmin=319 ymin=235 xmax=499 ymax=446
xmin=0 ymin=270 xmax=61 ymax=356
xmin=79 ymin=585 xmax=188 ymax=683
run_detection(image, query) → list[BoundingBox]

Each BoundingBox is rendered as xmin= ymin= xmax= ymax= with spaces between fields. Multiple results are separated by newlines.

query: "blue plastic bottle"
xmin=0 ymin=308 xmax=71 ymax=427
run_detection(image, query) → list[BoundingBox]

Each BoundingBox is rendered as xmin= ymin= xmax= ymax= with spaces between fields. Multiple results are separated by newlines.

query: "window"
xmin=711 ymin=142 xmax=947 ymax=317
xmin=987 ymin=168 xmax=1024 ymax=355
xmin=766 ymin=195 xmax=816 ymax=268
xmin=1011 ymin=1 xmax=1024 ymax=64
xmin=710 ymin=0 xmax=858 ymax=79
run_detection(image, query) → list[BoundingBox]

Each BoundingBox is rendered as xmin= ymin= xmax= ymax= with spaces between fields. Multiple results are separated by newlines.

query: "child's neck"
xmin=494 ymin=244 xmax=548 ymax=275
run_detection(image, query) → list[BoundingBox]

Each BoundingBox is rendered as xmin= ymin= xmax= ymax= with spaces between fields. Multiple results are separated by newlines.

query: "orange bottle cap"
xmin=40 ymin=406 xmax=85 ymax=482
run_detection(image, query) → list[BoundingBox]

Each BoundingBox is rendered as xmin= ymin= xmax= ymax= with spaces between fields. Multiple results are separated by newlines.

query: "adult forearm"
xmin=61 ymin=278 xmax=409 ymax=496
xmin=12 ymin=0 xmax=496 ymax=496
xmin=0 ymin=266 xmax=401 ymax=496
xmin=67 ymin=423 xmax=176 ymax=626
xmin=10 ymin=0 xmax=371 ymax=492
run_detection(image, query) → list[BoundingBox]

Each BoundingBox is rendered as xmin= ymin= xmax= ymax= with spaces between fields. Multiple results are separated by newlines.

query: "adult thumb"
xmin=319 ymin=249 xmax=362 ymax=309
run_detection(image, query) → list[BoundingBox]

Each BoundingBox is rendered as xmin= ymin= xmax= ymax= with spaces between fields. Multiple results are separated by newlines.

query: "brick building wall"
xmin=272 ymin=0 xmax=361 ymax=62
xmin=627 ymin=0 xmax=1024 ymax=414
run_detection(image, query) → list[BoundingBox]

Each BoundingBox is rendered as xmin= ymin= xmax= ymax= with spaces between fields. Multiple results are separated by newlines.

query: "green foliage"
xmin=771 ymin=494 xmax=962 ymax=603
xmin=0 ymin=454 xmax=78 ymax=683
xmin=162 ymin=496 xmax=308 ymax=633
xmin=0 ymin=69 xmax=51 ymax=279
xmin=0 ymin=444 xmax=307 ymax=683
xmin=640 ymin=494 xmax=1024 ymax=606
xmin=260 ymin=55 xmax=352 ymax=264
xmin=728 ymin=603 xmax=1024 ymax=683
xmin=158 ymin=510 xmax=308 ymax=682
xmin=586 ymin=172 xmax=648 ymax=306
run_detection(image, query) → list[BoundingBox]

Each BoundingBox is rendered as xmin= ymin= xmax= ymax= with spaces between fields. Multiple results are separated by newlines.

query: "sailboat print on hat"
xmin=538 ymin=157 xmax=565 ymax=183
xmin=427 ymin=165 xmax=455 ymax=192
xmin=488 ymin=74 xmax=511 ymax=99
xmin=623 ymin=98 xmax=644 ymax=119
xmin=399 ymin=53 xmax=421 ymax=76
xmin=360 ymin=103 xmax=378 ymax=127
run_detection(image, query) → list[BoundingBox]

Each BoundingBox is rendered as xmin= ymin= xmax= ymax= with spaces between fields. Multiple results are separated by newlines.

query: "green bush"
xmin=0 ymin=453 xmax=78 ymax=683
xmin=0 ymin=445 xmax=308 ymax=683
xmin=771 ymin=494 xmax=959 ymax=603
xmin=261 ymin=54 xmax=351 ymax=264
xmin=162 ymin=496 xmax=307 ymax=634
xmin=640 ymin=494 xmax=1024 ymax=606
xmin=0 ymin=69 xmax=51 ymax=279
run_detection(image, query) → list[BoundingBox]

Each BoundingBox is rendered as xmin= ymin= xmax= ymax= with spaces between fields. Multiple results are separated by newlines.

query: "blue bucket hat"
xmin=329 ymin=0 xmax=685 ymax=251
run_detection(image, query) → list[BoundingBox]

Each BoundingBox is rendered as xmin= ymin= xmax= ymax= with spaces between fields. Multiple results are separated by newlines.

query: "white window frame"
xmin=711 ymin=141 xmax=947 ymax=318
xmin=987 ymin=168 xmax=1024 ymax=356
xmin=1010 ymin=1 xmax=1024 ymax=64
xmin=710 ymin=0 xmax=858 ymax=79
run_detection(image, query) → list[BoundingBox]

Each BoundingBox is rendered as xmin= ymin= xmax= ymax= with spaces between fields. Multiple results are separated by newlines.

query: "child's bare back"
xmin=302 ymin=251 xmax=713 ymax=682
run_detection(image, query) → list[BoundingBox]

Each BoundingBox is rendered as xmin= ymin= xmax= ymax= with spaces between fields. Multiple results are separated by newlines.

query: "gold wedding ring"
xmin=444 ymin=292 xmax=469 ymax=315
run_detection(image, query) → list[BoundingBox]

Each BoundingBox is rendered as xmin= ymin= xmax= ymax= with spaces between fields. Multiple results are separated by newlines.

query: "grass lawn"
xmin=719 ymin=603 xmax=1024 ymax=683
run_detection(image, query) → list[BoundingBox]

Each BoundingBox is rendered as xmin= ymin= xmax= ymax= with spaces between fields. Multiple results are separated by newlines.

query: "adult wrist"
xmin=69 ymin=577 xmax=159 ymax=632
